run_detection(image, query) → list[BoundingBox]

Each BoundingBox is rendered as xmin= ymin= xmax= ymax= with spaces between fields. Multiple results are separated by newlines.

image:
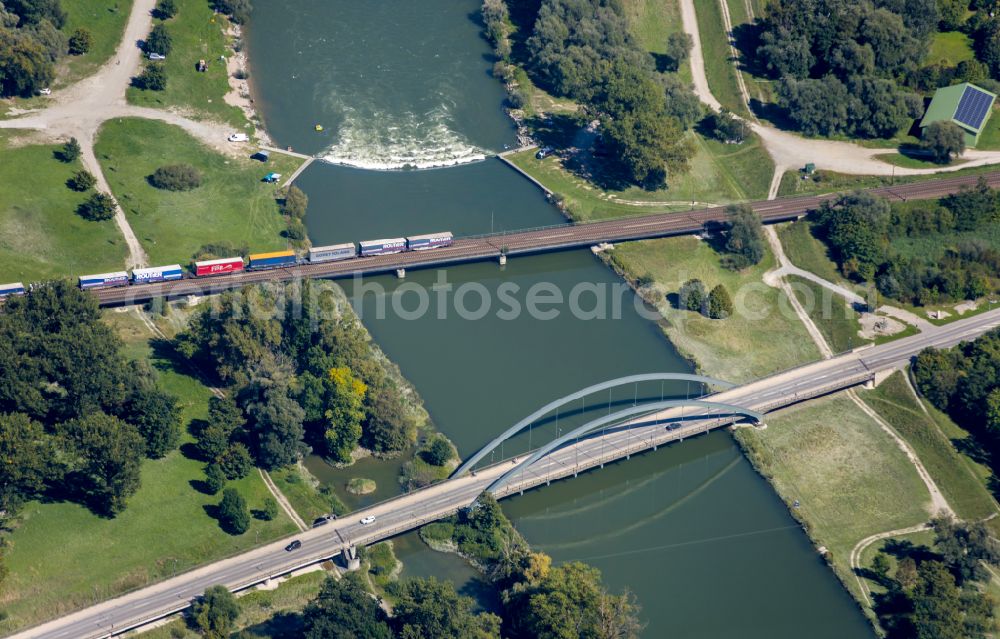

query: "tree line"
xmin=513 ymin=0 xmax=699 ymax=188
xmin=0 ymin=0 xmax=93 ymax=96
xmin=0 ymin=282 xmax=182 ymax=522
xmin=810 ymin=179 xmax=1000 ymax=306
xmin=175 ymin=280 xmax=422 ymax=474
xmin=871 ymin=514 xmax=998 ymax=638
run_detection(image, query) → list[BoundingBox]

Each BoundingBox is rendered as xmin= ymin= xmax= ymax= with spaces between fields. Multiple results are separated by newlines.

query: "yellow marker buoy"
xmin=314 ymin=124 xmax=324 ymax=132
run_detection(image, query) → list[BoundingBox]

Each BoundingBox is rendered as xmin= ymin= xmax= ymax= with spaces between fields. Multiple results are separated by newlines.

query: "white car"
xmin=38 ymin=88 xmax=51 ymax=95
xmin=227 ymin=133 xmax=249 ymax=143
xmin=360 ymin=515 xmax=376 ymax=525
xmin=148 ymin=53 xmax=166 ymax=60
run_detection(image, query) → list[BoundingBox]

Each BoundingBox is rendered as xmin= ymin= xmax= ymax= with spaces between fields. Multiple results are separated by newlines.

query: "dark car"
xmin=285 ymin=540 xmax=302 ymax=552
xmin=665 ymin=422 xmax=682 ymax=431
xmin=312 ymin=516 xmax=331 ymax=528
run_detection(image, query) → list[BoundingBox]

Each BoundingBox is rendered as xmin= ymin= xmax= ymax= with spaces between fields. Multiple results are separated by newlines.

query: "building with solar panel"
xmin=919 ymin=82 xmax=997 ymax=148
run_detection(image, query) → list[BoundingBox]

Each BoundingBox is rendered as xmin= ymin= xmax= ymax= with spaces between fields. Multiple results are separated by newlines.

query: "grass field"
xmin=776 ymin=220 xmax=844 ymax=284
xmin=860 ymin=372 xmax=998 ymax=523
xmin=506 ymin=131 xmax=773 ymax=221
xmin=95 ymin=118 xmax=300 ymax=265
xmin=928 ymin=31 xmax=976 ymax=66
xmin=0 ymin=134 xmax=127 ymax=283
xmin=126 ymin=0 xmax=246 ymax=128
xmin=270 ymin=465 xmax=346 ymax=522
xmin=609 ymin=236 xmax=821 ymax=382
xmin=736 ymin=395 xmax=931 ymax=603
xmin=878 ymin=153 xmax=969 ymax=170
xmin=692 ymin=0 xmax=749 ymax=117
xmin=787 ymin=275 xmax=870 ymax=354
xmin=622 ymin=0 xmax=693 ymax=84
xmin=776 ymin=164 xmax=1000 ymax=199
xmin=0 ymin=310 xmax=297 ymax=634
xmin=140 ymin=570 xmax=328 ymax=639
xmin=60 ymin=0 xmax=135 ymax=87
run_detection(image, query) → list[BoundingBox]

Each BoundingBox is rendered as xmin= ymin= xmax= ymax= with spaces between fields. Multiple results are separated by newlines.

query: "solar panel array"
xmin=954 ymin=85 xmax=994 ymax=130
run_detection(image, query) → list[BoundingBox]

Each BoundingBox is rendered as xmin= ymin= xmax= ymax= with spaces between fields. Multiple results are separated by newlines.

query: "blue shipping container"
xmin=0 ymin=282 xmax=25 ymax=298
xmin=248 ymin=251 xmax=298 ymax=270
xmin=79 ymin=272 xmax=129 ymax=290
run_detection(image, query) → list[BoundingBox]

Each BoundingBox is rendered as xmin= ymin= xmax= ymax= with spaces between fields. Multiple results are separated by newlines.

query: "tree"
xmin=218 ymin=442 xmax=253 ymax=480
xmin=0 ymin=412 xmax=56 ymax=512
xmin=259 ymin=496 xmax=278 ymax=520
xmin=722 ymin=204 xmax=766 ymax=269
xmin=422 ymin=436 xmax=454 ymax=466
xmin=678 ymin=279 xmax=706 ymax=313
xmin=0 ymin=27 xmax=55 ymax=97
xmin=211 ymin=0 xmax=253 ymax=24
xmin=871 ymin=553 xmax=891 ymax=582
xmin=126 ymin=385 xmax=181 ymax=458
xmin=392 ymin=577 xmax=501 ymax=638
xmin=921 ymin=121 xmax=966 ymax=164
xmin=154 ymin=0 xmax=178 ymax=19
xmin=190 ymin=585 xmax=240 ymax=639
xmin=217 ymin=487 xmax=250 ymax=534
xmin=145 ymin=23 xmax=172 ymax=56
xmin=302 ymin=573 xmax=393 ymax=639
xmin=279 ymin=185 xmax=308 ymax=219
xmin=707 ymin=285 xmax=733 ymax=319
xmin=5 ymin=0 xmax=66 ymax=27
xmin=77 ymin=192 xmax=116 ymax=221
xmin=932 ymin=514 xmax=1000 ymax=585
xmin=708 ymin=110 xmax=746 ymax=143
xmin=149 ymin=164 xmax=202 ymax=191
xmin=362 ymin=377 xmax=415 ymax=454
xmin=205 ymin=462 xmax=226 ymax=495
xmin=195 ymin=396 xmax=245 ymax=460
xmin=67 ymin=27 xmax=91 ymax=55
xmin=60 ymin=412 xmax=145 ymax=515
xmin=134 ymin=63 xmax=166 ymax=91
xmin=911 ymin=561 xmax=965 ymax=639
xmin=67 ymin=169 xmax=96 ymax=191
xmin=324 ymin=367 xmax=366 ymax=463
xmin=59 ymin=137 xmax=81 ymax=162
xmin=245 ymin=384 xmax=306 ymax=470
xmin=663 ymin=32 xmax=692 ymax=72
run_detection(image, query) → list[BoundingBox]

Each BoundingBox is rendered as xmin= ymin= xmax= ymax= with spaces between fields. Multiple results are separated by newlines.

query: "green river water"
xmin=247 ymin=1 xmax=874 ymax=635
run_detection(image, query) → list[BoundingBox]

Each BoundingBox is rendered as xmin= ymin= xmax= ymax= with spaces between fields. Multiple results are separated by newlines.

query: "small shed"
xmin=919 ymin=82 xmax=997 ymax=148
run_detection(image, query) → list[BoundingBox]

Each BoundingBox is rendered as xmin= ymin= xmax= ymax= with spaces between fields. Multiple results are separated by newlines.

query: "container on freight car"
xmin=0 ymin=282 xmax=25 ymax=298
xmin=193 ymin=257 xmax=245 ymax=277
xmin=406 ymin=231 xmax=453 ymax=251
xmin=359 ymin=237 xmax=407 ymax=257
xmin=247 ymin=250 xmax=297 ymax=270
xmin=308 ymin=243 xmax=356 ymax=263
xmin=79 ymin=271 xmax=130 ymax=290
xmin=132 ymin=264 xmax=183 ymax=283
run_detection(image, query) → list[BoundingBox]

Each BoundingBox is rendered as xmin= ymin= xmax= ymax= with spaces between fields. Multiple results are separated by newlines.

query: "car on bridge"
xmin=665 ymin=422 xmax=682 ymax=431
xmin=284 ymin=540 xmax=302 ymax=552
xmin=312 ymin=515 xmax=335 ymax=528
xmin=360 ymin=515 xmax=376 ymax=525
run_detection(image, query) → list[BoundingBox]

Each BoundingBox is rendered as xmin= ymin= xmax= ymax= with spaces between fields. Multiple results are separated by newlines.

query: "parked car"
xmin=228 ymin=132 xmax=249 ymax=143
xmin=535 ymin=147 xmax=553 ymax=160
xmin=38 ymin=88 xmax=51 ymax=95
xmin=285 ymin=540 xmax=302 ymax=552
xmin=360 ymin=515 xmax=376 ymax=525
xmin=148 ymin=53 xmax=166 ymax=60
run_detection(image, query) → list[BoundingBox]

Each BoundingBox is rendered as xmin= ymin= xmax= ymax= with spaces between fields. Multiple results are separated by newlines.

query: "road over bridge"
xmin=14 ymin=306 xmax=1000 ymax=639
xmin=92 ymin=171 xmax=1000 ymax=307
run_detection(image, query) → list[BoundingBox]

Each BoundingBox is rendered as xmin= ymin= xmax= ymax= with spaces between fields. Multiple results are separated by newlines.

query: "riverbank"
xmin=224 ymin=21 xmax=272 ymax=146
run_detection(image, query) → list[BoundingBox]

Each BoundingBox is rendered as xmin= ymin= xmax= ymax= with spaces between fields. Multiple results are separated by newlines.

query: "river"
xmin=247 ymin=0 xmax=873 ymax=636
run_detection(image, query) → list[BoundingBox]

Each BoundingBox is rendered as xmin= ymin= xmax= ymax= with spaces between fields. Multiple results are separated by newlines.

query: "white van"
xmin=227 ymin=132 xmax=249 ymax=143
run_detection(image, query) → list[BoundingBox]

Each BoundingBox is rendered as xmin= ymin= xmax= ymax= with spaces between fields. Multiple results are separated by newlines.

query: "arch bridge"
xmin=452 ymin=373 xmax=763 ymax=497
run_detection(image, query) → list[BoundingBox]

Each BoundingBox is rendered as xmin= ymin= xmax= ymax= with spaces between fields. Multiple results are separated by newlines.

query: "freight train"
xmin=65 ymin=231 xmax=454 ymax=291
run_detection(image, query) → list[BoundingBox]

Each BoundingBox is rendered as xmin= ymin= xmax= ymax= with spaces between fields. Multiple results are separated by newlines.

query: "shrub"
xmin=707 ymin=284 xmax=733 ymax=319
xmin=259 ymin=496 xmax=278 ymax=521
xmin=154 ymin=0 xmax=178 ymax=19
xmin=284 ymin=219 xmax=307 ymax=241
xmin=205 ymin=463 xmax=226 ymax=495
xmin=58 ymin=137 xmax=81 ymax=163
xmin=421 ymin=437 xmax=454 ymax=466
xmin=67 ymin=28 xmax=92 ymax=55
xmin=212 ymin=0 xmax=253 ymax=24
xmin=77 ymin=192 xmax=116 ymax=221
xmin=145 ymin=23 xmax=172 ymax=56
xmin=279 ymin=185 xmax=308 ymax=219
xmin=678 ymin=279 xmax=707 ymax=313
xmin=920 ymin=121 xmax=965 ymax=165
xmin=67 ymin=169 xmax=96 ymax=192
xmin=217 ymin=488 xmax=250 ymax=534
xmin=150 ymin=164 xmax=203 ymax=191
xmin=134 ymin=63 xmax=167 ymax=91
xmin=233 ymin=68 xmax=249 ymax=80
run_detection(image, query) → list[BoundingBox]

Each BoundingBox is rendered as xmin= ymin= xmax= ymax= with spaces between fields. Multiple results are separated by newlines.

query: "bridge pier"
xmin=341 ymin=545 xmax=361 ymax=571
xmin=499 ymin=254 xmax=507 ymax=266
xmin=396 ymin=268 xmax=406 ymax=279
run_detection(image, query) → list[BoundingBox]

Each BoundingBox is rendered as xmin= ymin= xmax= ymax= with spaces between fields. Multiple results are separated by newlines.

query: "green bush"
xmin=155 ymin=0 xmax=178 ymax=19
xmin=77 ymin=192 xmax=116 ymax=221
xmin=58 ymin=137 xmax=81 ymax=163
xmin=134 ymin=63 xmax=167 ymax=91
xmin=67 ymin=169 xmax=96 ymax=192
xmin=149 ymin=163 xmax=203 ymax=191
xmin=421 ymin=437 xmax=454 ymax=466
xmin=145 ymin=23 xmax=172 ymax=56
xmin=67 ymin=28 xmax=92 ymax=55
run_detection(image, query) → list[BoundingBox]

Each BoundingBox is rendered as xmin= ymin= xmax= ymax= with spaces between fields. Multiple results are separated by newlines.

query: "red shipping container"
xmin=194 ymin=257 xmax=244 ymax=277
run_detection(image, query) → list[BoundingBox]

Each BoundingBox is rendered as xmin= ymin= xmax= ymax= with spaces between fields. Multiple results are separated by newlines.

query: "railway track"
xmin=93 ymin=170 xmax=1000 ymax=307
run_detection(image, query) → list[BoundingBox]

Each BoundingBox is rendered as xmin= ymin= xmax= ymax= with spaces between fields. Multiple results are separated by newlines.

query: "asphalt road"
xmin=91 ymin=170 xmax=1000 ymax=308
xmin=13 ymin=306 xmax=1000 ymax=639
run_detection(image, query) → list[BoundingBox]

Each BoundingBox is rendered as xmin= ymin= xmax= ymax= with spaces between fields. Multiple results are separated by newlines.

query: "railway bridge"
xmin=16 ymin=307 xmax=1000 ymax=639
